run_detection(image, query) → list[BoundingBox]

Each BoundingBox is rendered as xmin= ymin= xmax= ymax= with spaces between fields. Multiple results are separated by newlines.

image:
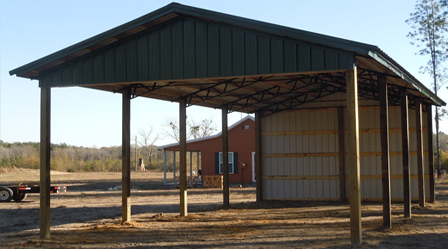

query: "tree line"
xmin=0 ymin=117 xmax=216 ymax=173
xmin=0 ymin=141 xmax=164 ymax=172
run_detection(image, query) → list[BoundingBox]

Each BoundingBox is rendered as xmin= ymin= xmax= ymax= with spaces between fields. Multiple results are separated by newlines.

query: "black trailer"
xmin=0 ymin=184 xmax=67 ymax=202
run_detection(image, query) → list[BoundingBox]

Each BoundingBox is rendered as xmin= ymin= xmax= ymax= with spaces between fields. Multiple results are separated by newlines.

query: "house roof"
xmin=9 ymin=2 xmax=445 ymax=111
xmin=158 ymin=115 xmax=254 ymax=150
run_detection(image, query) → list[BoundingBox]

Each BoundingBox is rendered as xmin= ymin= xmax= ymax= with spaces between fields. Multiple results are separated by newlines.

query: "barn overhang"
xmin=9 ymin=3 xmax=445 ymax=116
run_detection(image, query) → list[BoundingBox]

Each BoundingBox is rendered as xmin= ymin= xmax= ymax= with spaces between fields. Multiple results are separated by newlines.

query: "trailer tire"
xmin=0 ymin=187 xmax=13 ymax=202
xmin=13 ymin=193 xmax=27 ymax=202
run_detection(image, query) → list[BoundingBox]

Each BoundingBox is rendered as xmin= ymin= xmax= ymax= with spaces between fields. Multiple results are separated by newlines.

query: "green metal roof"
xmin=9 ymin=2 xmax=445 ymax=107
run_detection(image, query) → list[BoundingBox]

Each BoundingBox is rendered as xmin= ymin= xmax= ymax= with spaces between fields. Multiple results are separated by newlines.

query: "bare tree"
xmin=406 ymin=0 xmax=448 ymax=176
xmin=164 ymin=116 xmax=217 ymax=142
xmin=138 ymin=126 xmax=160 ymax=169
xmin=164 ymin=117 xmax=181 ymax=142
xmin=189 ymin=118 xmax=217 ymax=139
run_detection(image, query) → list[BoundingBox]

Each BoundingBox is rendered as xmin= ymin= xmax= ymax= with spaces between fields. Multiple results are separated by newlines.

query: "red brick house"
xmin=159 ymin=115 xmax=255 ymax=184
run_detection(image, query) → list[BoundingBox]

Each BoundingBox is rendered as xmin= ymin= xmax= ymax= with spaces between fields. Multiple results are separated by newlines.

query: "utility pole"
xmin=135 ymin=136 xmax=138 ymax=172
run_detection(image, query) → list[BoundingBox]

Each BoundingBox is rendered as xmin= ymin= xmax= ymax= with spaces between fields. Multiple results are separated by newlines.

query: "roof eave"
xmin=368 ymin=50 xmax=446 ymax=107
xmin=9 ymin=2 xmax=182 ymax=78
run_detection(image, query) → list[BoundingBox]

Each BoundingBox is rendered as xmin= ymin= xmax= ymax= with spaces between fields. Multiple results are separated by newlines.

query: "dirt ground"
xmin=1 ymin=169 xmax=448 ymax=248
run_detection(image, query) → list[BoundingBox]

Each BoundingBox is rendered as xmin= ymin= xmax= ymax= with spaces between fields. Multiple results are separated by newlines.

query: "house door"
xmin=252 ymin=152 xmax=256 ymax=182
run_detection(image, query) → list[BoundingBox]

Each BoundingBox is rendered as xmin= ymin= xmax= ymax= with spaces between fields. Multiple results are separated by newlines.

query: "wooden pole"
xmin=337 ymin=107 xmax=346 ymax=201
xmin=427 ymin=104 xmax=435 ymax=203
xmin=122 ymin=88 xmax=131 ymax=222
xmin=190 ymin=151 xmax=193 ymax=179
xmin=197 ymin=152 xmax=200 ymax=177
xmin=346 ymin=67 xmax=362 ymax=245
xmin=415 ymin=98 xmax=425 ymax=207
xmin=222 ymin=106 xmax=230 ymax=207
xmin=179 ymin=98 xmax=188 ymax=216
xmin=173 ymin=151 xmax=176 ymax=184
xmin=40 ymin=87 xmax=51 ymax=239
xmin=163 ymin=151 xmax=167 ymax=185
xmin=255 ymin=111 xmax=263 ymax=202
xmin=379 ymin=74 xmax=391 ymax=228
xmin=401 ymin=88 xmax=411 ymax=217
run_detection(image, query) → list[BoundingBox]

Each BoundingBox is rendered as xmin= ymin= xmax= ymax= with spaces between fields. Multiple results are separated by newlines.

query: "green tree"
xmin=406 ymin=0 xmax=448 ymax=176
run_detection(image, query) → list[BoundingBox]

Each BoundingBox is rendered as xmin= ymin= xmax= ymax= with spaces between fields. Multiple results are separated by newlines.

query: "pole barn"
xmin=9 ymin=3 xmax=445 ymax=245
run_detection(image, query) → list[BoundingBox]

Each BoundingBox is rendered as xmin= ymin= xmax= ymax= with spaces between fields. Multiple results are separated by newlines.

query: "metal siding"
xmin=37 ymin=17 xmax=356 ymax=87
xmin=244 ymin=33 xmax=257 ymax=75
xmin=40 ymin=73 xmax=51 ymax=87
xmin=257 ymin=35 xmax=270 ymax=74
xmin=232 ymin=30 xmax=245 ymax=76
xmin=270 ymin=39 xmax=283 ymax=73
xmin=263 ymin=107 xmax=429 ymax=199
xmin=195 ymin=22 xmax=207 ymax=78
xmin=172 ymin=20 xmax=183 ymax=79
xmin=219 ymin=27 xmax=232 ymax=76
xmin=262 ymin=109 xmax=339 ymax=200
xmin=283 ymin=41 xmax=297 ymax=73
xmin=104 ymin=47 xmax=116 ymax=83
xmin=207 ymin=24 xmax=220 ymax=76
xmin=183 ymin=19 xmax=195 ymax=79
xmin=73 ymin=59 xmax=84 ymax=85
xmin=297 ymin=44 xmax=311 ymax=72
xmin=83 ymin=56 xmax=94 ymax=84
xmin=93 ymin=52 xmax=105 ymax=84
xmin=148 ymin=30 xmax=160 ymax=80
xmin=115 ymin=42 xmax=127 ymax=82
xmin=126 ymin=38 xmax=138 ymax=82
xmin=62 ymin=64 xmax=73 ymax=86
xmin=311 ymin=47 xmax=325 ymax=71
xmin=137 ymin=34 xmax=149 ymax=80
xmin=325 ymin=49 xmax=339 ymax=70
xmin=51 ymin=68 xmax=62 ymax=87
xmin=160 ymin=24 xmax=172 ymax=79
xmin=339 ymin=52 xmax=353 ymax=69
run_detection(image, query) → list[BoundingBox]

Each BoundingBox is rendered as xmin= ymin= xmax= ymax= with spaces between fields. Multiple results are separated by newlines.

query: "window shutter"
xmin=233 ymin=152 xmax=238 ymax=174
xmin=215 ymin=152 xmax=219 ymax=174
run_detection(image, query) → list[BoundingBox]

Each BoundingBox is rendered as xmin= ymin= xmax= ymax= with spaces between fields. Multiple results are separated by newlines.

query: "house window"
xmin=215 ymin=152 xmax=238 ymax=174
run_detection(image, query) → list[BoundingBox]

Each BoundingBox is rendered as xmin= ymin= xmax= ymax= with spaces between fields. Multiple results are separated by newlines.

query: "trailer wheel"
xmin=0 ymin=187 xmax=13 ymax=202
xmin=13 ymin=193 xmax=27 ymax=202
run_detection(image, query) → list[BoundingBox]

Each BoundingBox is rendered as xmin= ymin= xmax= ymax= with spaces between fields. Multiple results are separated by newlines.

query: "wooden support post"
xmin=179 ymin=98 xmax=188 ymax=216
xmin=40 ymin=87 xmax=51 ymax=239
xmin=122 ymin=89 xmax=131 ymax=222
xmin=197 ymin=152 xmax=200 ymax=176
xmin=427 ymin=104 xmax=435 ymax=202
xmin=222 ymin=106 xmax=230 ymax=207
xmin=255 ymin=112 xmax=263 ymax=202
xmin=415 ymin=99 xmax=425 ymax=207
xmin=337 ymin=107 xmax=346 ymax=201
xmin=190 ymin=151 xmax=193 ymax=178
xmin=163 ymin=151 xmax=167 ymax=185
xmin=379 ymin=74 xmax=391 ymax=228
xmin=346 ymin=67 xmax=362 ymax=245
xmin=401 ymin=88 xmax=411 ymax=217
xmin=173 ymin=151 xmax=176 ymax=183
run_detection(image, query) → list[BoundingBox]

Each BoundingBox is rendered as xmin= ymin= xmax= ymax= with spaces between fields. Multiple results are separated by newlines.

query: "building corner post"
xmin=122 ymin=88 xmax=131 ymax=222
xmin=379 ymin=74 xmax=391 ymax=228
xmin=346 ymin=67 xmax=362 ymax=245
xmin=40 ymin=87 xmax=51 ymax=239
xmin=179 ymin=98 xmax=188 ymax=216
xmin=222 ymin=106 xmax=230 ymax=207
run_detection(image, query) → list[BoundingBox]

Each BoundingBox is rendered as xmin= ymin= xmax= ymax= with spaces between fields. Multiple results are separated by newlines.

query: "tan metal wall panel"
xmin=262 ymin=109 xmax=339 ymax=200
xmin=261 ymin=104 xmax=430 ymax=201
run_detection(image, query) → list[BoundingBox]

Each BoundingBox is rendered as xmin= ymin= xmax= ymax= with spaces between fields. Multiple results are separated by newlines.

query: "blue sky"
xmin=1 ymin=0 xmax=447 ymax=147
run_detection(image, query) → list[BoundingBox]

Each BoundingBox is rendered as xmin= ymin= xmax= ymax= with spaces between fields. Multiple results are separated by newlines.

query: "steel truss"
xmin=113 ymin=69 xmax=429 ymax=117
